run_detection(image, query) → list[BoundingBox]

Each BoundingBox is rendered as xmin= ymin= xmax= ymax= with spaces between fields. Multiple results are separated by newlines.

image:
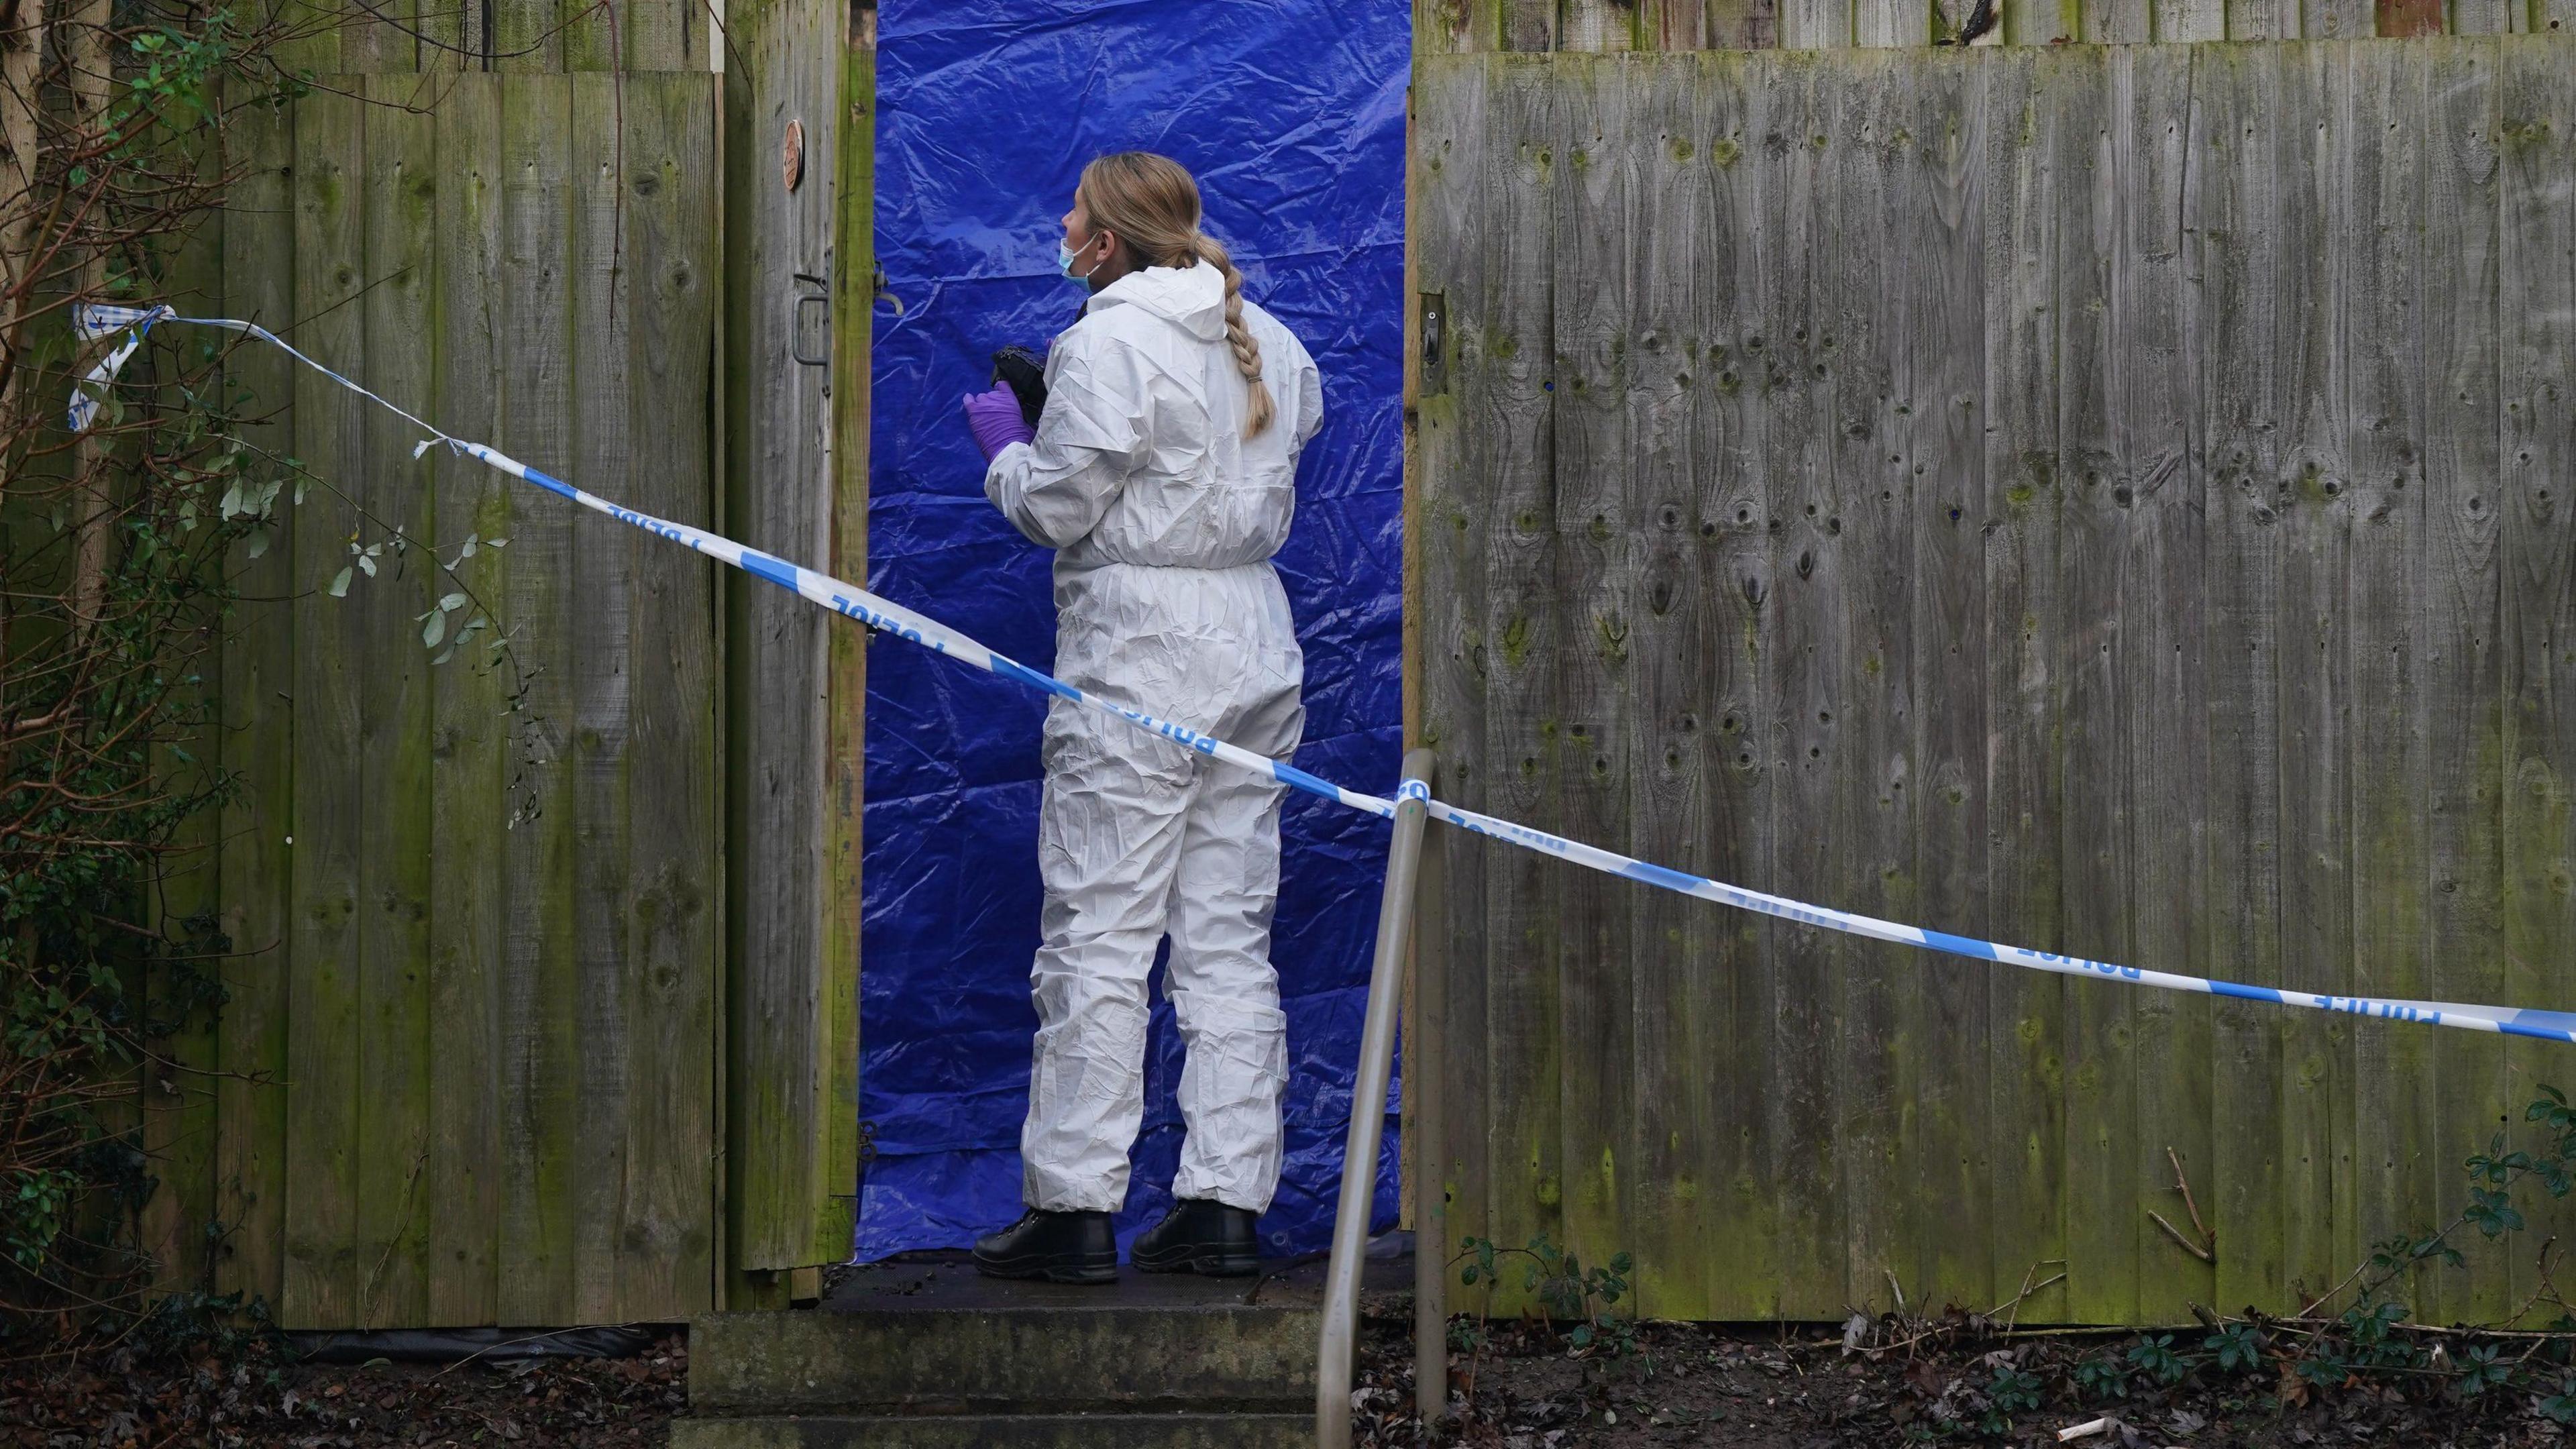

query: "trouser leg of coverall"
xmin=1020 ymin=701 xmax=1197 ymax=1214
xmin=1165 ymin=692 xmax=1299 ymax=1214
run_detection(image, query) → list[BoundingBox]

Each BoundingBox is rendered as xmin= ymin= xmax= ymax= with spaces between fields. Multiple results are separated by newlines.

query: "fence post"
xmin=1413 ymin=770 xmax=1446 ymax=1425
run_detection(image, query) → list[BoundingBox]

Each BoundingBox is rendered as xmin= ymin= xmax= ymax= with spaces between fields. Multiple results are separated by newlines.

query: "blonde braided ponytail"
xmin=1191 ymin=231 xmax=1275 ymax=439
xmin=1077 ymin=151 xmax=1276 ymax=439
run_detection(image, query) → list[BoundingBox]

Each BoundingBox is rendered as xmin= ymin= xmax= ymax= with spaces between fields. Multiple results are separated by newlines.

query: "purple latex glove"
xmin=963 ymin=384 xmax=1035 ymax=462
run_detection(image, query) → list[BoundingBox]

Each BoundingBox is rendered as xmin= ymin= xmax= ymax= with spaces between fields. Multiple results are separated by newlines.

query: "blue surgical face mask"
xmin=1059 ymin=232 xmax=1103 ymax=285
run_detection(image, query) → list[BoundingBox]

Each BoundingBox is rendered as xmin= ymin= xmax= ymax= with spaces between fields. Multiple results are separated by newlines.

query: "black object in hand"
xmin=991 ymin=346 xmax=1048 ymax=428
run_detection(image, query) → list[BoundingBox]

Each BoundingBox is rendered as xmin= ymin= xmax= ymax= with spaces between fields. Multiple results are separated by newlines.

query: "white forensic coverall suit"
xmin=983 ymin=260 xmax=1323 ymax=1216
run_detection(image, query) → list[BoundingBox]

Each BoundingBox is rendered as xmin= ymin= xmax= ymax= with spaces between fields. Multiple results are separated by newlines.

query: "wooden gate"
xmin=140 ymin=0 xmax=873 ymax=1322
xmin=198 ymin=72 xmax=724 ymax=1328
xmin=1409 ymin=36 xmax=2576 ymax=1324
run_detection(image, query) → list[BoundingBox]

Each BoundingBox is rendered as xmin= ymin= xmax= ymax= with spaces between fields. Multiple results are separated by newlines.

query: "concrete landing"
xmin=676 ymin=1251 xmax=1377 ymax=1448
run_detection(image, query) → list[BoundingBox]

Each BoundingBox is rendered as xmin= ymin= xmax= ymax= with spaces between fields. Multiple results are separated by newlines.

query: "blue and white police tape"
xmin=73 ymin=303 xmax=2576 ymax=1049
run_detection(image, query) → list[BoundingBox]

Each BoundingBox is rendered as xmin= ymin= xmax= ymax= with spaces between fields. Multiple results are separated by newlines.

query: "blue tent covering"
xmin=860 ymin=1 xmax=1411 ymax=1259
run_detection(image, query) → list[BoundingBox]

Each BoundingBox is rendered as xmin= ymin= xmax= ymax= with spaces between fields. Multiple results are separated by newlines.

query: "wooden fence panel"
xmin=1411 ymin=0 xmax=2535 ymax=48
xmin=209 ymin=73 xmax=722 ymax=1329
xmin=1413 ymin=36 xmax=2576 ymax=1323
xmin=248 ymin=0 xmax=700 ymax=72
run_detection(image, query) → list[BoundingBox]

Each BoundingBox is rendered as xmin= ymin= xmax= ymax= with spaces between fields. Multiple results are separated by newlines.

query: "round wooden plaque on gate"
xmin=782 ymin=119 xmax=806 ymax=193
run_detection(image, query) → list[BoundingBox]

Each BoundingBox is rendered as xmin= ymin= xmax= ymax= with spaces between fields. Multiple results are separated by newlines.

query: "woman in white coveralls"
xmin=955 ymin=151 xmax=1324 ymax=1283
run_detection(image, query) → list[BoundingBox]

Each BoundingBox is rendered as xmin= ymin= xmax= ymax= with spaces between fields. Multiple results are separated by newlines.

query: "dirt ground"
xmin=1348 ymin=1310 xmax=2576 ymax=1448
xmin=7 ymin=1309 xmax=2576 ymax=1446
xmin=0 ymin=1332 xmax=687 ymax=1448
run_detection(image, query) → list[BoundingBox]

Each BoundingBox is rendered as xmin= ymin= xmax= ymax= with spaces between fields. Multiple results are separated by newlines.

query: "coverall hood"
xmin=1085 ymin=260 xmax=1231 ymax=344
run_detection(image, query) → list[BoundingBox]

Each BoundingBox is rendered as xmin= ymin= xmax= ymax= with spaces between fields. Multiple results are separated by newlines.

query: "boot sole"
xmin=1130 ymin=1247 xmax=1260 ymax=1278
xmin=971 ymin=1252 xmax=1118 ymax=1285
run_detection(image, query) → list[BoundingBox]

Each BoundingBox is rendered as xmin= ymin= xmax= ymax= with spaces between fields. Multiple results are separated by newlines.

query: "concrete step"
xmin=669 ymin=1412 xmax=1311 ymax=1448
xmin=688 ymin=1256 xmax=1324 ymax=1417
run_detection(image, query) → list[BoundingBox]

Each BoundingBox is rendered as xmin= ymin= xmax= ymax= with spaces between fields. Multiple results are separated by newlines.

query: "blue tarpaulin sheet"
xmin=860 ymin=1 xmax=1411 ymax=1259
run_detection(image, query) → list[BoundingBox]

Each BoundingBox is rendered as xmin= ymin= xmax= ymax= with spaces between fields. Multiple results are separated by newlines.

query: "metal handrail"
xmin=1315 ymin=747 xmax=1435 ymax=1448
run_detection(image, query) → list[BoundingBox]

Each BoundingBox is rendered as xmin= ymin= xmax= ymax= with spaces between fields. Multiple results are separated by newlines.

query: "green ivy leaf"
xmin=328 ymin=566 xmax=353 ymax=598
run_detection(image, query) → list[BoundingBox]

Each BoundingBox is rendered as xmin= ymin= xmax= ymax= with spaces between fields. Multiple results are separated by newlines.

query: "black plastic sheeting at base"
xmin=288 ymin=1324 xmax=671 ymax=1364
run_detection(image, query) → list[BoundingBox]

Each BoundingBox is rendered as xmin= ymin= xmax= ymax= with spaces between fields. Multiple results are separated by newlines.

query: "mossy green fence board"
xmin=425 ymin=68 xmax=508 ymax=1330
xmin=1413 ymin=37 xmax=2576 ymax=1324
xmin=280 ymin=95 xmax=369 ymax=1326
xmin=213 ymin=94 xmax=297 ymax=1316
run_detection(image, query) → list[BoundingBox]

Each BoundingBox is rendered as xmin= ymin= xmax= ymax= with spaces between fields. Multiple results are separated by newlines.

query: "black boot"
xmin=973 ymin=1208 xmax=1117 ymax=1284
xmin=1131 ymin=1197 xmax=1260 ymax=1277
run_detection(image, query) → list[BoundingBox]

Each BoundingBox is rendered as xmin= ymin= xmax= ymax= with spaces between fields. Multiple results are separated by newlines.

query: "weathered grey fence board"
xmin=2189 ymin=43 xmax=2286 ymax=1320
xmin=1415 ymin=0 xmax=2527 ymax=48
xmin=1619 ymin=49 xmax=1744 ymax=1316
xmin=1821 ymin=50 xmax=1911 ymax=1312
xmin=2104 ymin=42 xmax=2212 ymax=1321
xmin=2055 ymin=41 xmax=2141 ymax=1325
xmin=1891 ymin=50 xmax=1995 ymax=1313
xmin=1479 ymin=81 xmax=1570 ymax=1287
xmin=2496 ymin=34 xmax=2576 ymax=1319
xmin=1746 ymin=56 xmax=1840 ymax=1312
xmin=254 ymin=0 xmax=709 ymax=72
xmin=1413 ymin=54 xmax=1511 ymax=1281
xmin=1415 ymin=37 xmax=2576 ymax=1322
xmin=2420 ymin=36 xmax=2509 ymax=1325
xmin=2161 ymin=0 xmax=2225 ymax=39
xmin=2339 ymin=40 xmax=2437 ymax=1309
xmin=1978 ymin=44 xmax=2071 ymax=1321
xmin=207 ymin=73 xmax=724 ymax=1329
xmin=1550 ymin=54 xmax=1640 ymax=1291
xmin=2268 ymin=42 xmax=2355 ymax=1312
xmin=1692 ymin=50 xmax=1784 ymax=1314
